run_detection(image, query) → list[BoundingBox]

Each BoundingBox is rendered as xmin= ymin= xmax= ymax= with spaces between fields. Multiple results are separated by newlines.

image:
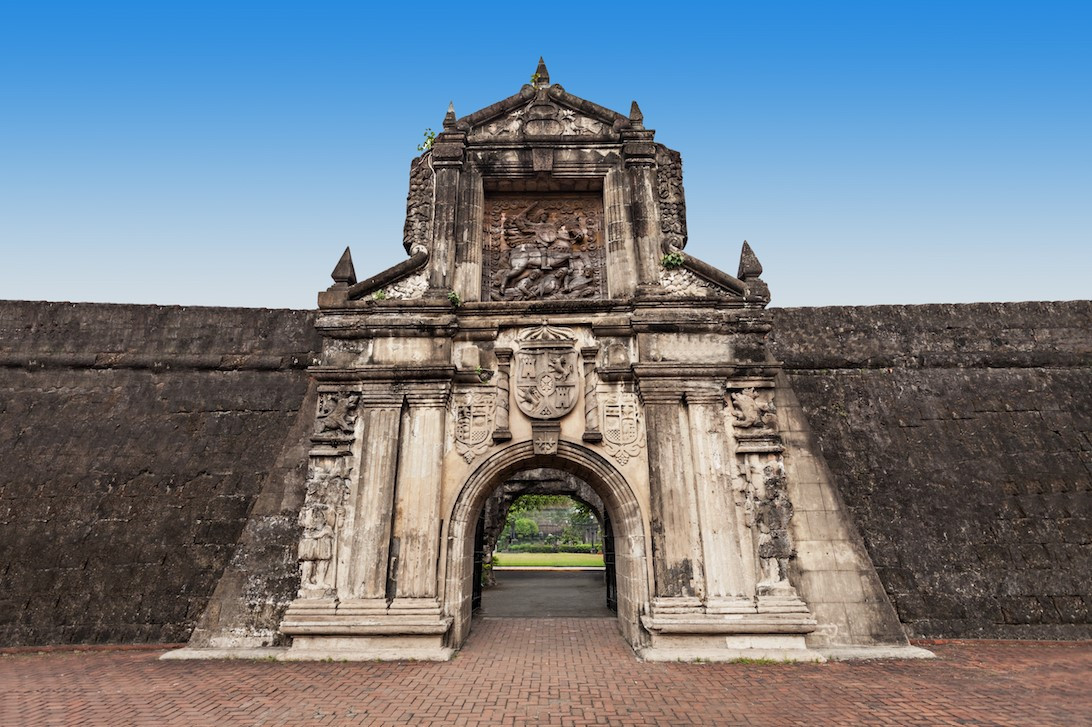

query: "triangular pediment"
xmin=461 ymin=84 xmax=629 ymax=142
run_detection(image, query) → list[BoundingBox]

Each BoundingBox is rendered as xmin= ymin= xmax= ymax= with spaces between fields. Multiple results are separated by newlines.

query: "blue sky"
xmin=1 ymin=1 xmax=1088 ymax=309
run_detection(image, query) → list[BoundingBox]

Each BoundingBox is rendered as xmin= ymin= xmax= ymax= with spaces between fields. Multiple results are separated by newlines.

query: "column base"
xmin=639 ymin=595 xmax=824 ymax=662
xmin=279 ymin=597 xmax=454 ymax=661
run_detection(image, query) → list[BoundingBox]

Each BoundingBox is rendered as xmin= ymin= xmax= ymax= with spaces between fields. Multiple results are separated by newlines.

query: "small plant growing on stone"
xmin=475 ymin=366 xmax=493 ymax=383
xmin=530 ymin=71 xmax=541 ymax=86
xmin=417 ymin=128 xmax=436 ymax=152
xmin=372 ymin=289 xmax=387 ymax=301
xmin=447 ymin=290 xmax=462 ymax=308
xmin=661 ymin=251 xmax=685 ymax=269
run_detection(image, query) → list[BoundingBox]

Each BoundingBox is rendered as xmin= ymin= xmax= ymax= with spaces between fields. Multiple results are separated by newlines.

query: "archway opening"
xmin=474 ymin=470 xmax=614 ymax=618
xmin=442 ymin=442 xmax=649 ymax=650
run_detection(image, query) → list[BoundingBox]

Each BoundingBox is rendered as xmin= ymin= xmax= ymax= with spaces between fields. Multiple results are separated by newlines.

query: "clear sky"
xmin=1 ymin=1 xmax=1088 ymax=309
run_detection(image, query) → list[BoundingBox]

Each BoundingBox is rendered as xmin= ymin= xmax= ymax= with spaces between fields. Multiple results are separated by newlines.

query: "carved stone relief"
xmin=656 ymin=146 xmax=686 ymax=252
xmin=298 ymin=457 xmax=352 ymax=597
xmin=483 ymin=194 xmax=605 ymax=301
xmin=659 ymin=266 xmax=732 ymax=297
xmin=452 ymin=390 xmax=495 ymax=463
xmin=469 ymin=99 xmax=613 ymax=140
xmin=513 ymin=324 xmax=580 ymax=419
xmin=729 ymin=387 xmax=778 ymax=432
xmin=314 ymin=391 xmax=362 ymax=437
xmin=382 ymin=270 xmax=429 ymax=300
xmin=752 ymin=460 xmax=796 ymax=596
xmin=600 ymin=392 xmax=645 ymax=465
xmin=402 ymin=153 xmax=433 ymax=255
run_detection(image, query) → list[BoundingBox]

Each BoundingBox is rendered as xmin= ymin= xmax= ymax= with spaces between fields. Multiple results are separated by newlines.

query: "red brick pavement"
xmin=1 ymin=618 xmax=1089 ymax=726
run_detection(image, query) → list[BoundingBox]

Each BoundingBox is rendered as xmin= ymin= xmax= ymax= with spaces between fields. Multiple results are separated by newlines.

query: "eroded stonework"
xmin=179 ymin=61 xmax=915 ymax=664
xmin=483 ymin=194 xmax=605 ymax=301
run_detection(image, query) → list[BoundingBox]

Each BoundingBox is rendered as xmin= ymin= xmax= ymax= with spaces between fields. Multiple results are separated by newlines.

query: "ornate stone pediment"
xmin=468 ymin=96 xmax=615 ymax=140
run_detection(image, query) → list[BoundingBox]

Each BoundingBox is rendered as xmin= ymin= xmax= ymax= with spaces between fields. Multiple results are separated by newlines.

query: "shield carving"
xmin=513 ymin=324 xmax=579 ymax=420
xmin=453 ymin=391 xmax=494 ymax=463
xmin=601 ymin=393 xmax=645 ymax=465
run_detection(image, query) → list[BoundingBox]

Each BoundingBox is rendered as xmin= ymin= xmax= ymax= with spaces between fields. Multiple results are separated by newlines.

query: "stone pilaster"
xmin=341 ymin=388 xmax=403 ymax=608
xmin=492 ymin=348 xmax=513 ymax=442
xmin=637 ymin=377 xmax=705 ymax=610
xmin=427 ymin=125 xmax=466 ymax=293
xmin=389 ymin=384 xmax=450 ymax=605
xmin=622 ymin=117 xmax=662 ymax=288
xmin=581 ymin=346 xmax=602 ymax=442
xmin=684 ymin=384 xmax=752 ymax=609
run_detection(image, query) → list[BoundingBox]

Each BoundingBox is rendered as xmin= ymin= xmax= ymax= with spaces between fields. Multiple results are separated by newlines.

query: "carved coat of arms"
xmin=453 ymin=391 xmax=495 ymax=463
xmin=513 ymin=324 xmax=579 ymax=420
xmin=601 ymin=393 xmax=645 ymax=465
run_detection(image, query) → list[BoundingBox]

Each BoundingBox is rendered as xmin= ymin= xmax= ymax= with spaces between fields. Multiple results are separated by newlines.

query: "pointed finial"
xmin=629 ymin=101 xmax=644 ymax=129
xmin=533 ymin=57 xmax=550 ymax=87
xmin=737 ymin=241 xmax=763 ymax=280
xmin=331 ymin=246 xmax=357 ymax=286
xmin=443 ymin=101 xmax=456 ymax=130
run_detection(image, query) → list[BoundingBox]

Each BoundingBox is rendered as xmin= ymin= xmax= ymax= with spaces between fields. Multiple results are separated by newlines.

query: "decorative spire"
xmin=737 ymin=240 xmax=763 ymax=280
xmin=533 ymin=57 xmax=550 ymax=87
xmin=443 ymin=101 xmax=457 ymax=130
xmin=331 ymin=246 xmax=357 ymax=286
xmin=629 ymin=101 xmax=644 ymax=130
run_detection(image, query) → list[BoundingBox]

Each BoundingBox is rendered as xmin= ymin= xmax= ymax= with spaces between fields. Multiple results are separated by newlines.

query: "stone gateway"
xmin=173 ymin=61 xmax=926 ymax=662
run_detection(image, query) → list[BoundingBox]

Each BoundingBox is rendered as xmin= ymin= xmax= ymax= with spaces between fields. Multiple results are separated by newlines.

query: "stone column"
xmin=341 ymin=388 xmax=403 ymax=609
xmin=638 ymin=378 xmax=705 ymax=608
xmin=685 ymin=384 xmax=752 ymax=610
xmin=389 ymin=383 xmax=450 ymax=609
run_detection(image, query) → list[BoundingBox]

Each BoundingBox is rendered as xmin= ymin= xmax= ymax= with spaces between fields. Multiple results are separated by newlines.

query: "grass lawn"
xmin=493 ymin=551 xmax=605 ymax=567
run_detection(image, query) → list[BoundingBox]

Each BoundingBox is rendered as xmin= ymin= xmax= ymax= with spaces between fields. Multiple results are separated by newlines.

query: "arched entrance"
xmin=442 ymin=441 xmax=650 ymax=650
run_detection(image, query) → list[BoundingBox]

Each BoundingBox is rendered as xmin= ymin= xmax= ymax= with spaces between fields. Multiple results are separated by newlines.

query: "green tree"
xmin=513 ymin=517 xmax=538 ymax=539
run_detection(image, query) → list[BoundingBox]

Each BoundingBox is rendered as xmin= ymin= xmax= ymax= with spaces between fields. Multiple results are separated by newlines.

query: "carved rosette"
xmin=452 ymin=390 xmax=496 ymax=463
xmin=513 ymin=324 xmax=579 ymax=420
xmin=600 ymin=393 xmax=645 ymax=465
xmin=482 ymin=194 xmax=605 ymax=301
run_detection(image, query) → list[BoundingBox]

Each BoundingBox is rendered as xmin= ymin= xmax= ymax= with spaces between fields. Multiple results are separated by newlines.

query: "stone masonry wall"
xmin=1 ymin=300 xmax=1088 ymax=646
xmin=771 ymin=302 xmax=1092 ymax=639
xmin=0 ymin=302 xmax=320 ymax=646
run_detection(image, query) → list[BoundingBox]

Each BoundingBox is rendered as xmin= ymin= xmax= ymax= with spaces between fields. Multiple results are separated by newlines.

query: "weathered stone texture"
xmin=771 ymin=301 xmax=1092 ymax=639
xmin=0 ymin=302 xmax=320 ymax=646
xmin=1 ymin=300 xmax=1088 ymax=646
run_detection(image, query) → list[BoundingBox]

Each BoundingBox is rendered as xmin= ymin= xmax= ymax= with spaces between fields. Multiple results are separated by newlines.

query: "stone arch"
xmin=442 ymin=440 xmax=651 ymax=650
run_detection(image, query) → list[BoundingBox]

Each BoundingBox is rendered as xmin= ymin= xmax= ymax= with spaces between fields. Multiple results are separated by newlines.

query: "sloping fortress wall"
xmin=770 ymin=301 xmax=1092 ymax=639
xmin=0 ymin=301 xmax=320 ymax=646
xmin=1 ymin=299 xmax=1087 ymax=646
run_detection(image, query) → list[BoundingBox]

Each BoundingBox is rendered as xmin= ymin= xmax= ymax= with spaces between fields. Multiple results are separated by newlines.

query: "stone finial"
xmin=737 ymin=240 xmax=763 ymax=280
xmin=443 ymin=102 xmax=457 ymax=131
xmin=331 ymin=246 xmax=357 ymax=286
xmin=533 ymin=57 xmax=550 ymax=87
xmin=629 ymin=101 xmax=644 ymax=130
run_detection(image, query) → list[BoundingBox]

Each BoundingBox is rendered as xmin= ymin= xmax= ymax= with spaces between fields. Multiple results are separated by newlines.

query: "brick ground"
xmin=2 ymin=618 xmax=1089 ymax=726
